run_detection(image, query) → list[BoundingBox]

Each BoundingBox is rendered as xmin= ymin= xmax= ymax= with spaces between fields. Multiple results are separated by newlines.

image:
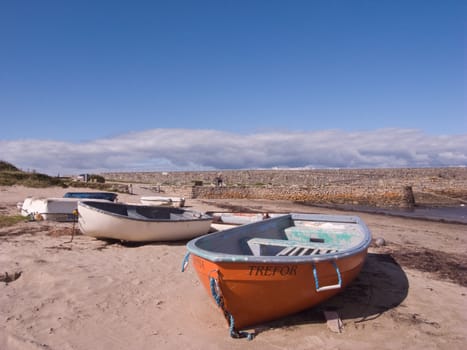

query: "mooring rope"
xmin=181 ymin=252 xmax=190 ymax=272
xmin=209 ymin=274 xmax=253 ymax=340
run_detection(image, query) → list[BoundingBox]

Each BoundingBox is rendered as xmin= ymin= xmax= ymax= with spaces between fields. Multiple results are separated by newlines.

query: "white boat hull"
xmin=20 ymin=197 xmax=81 ymax=221
xmin=209 ymin=212 xmax=286 ymax=225
xmin=78 ymin=201 xmax=211 ymax=242
xmin=140 ymin=196 xmax=185 ymax=207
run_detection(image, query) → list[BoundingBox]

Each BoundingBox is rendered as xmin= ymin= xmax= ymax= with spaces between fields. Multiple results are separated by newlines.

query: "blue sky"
xmin=1 ymin=1 xmax=466 ymax=174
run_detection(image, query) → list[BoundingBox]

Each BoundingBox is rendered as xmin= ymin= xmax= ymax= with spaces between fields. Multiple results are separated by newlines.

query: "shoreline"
xmin=204 ymin=196 xmax=467 ymax=225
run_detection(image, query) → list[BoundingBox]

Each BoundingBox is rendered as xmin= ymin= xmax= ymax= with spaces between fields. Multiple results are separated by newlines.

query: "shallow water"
xmin=310 ymin=204 xmax=467 ymax=224
xmin=383 ymin=205 xmax=467 ymax=224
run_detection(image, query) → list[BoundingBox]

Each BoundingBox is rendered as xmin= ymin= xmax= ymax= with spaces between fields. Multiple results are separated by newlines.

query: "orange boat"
xmin=183 ymin=213 xmax=372 ymax=338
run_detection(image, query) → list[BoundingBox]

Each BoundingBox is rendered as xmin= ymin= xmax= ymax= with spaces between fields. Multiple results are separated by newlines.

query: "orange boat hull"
xmin=191 ymin=250 xmax=367 ymax=331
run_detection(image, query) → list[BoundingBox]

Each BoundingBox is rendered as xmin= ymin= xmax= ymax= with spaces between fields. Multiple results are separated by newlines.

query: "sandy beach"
xmin=1 ymin=184 xmax=466 ymax=350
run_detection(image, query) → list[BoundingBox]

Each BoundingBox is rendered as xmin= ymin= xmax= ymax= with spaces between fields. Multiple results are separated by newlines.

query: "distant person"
xmin=215 ymin=173 xmax=223 ymax=187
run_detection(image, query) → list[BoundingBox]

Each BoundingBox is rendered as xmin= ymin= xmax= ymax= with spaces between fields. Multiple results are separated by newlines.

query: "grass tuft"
xmin=0 ymin=215 xmax=26 ymax=228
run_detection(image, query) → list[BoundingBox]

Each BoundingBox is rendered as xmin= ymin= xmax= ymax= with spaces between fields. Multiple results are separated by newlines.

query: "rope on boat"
xmin=182 ymin=258 xmax=251 ymax=339
xmin=228 ymin=314 xmax=253 ymax=340
xmin=335 ymin=261 xmax=342 ymax=285
xmin=209 ymin=275 xmax=223 ymax=306
xmin=65 ymin=209 xmax=79 ymax=243
xmin=181 ymin=252 xmax=190 ymax=272
xmin=312 ymin=260 xmax=342 ymax=292
xmin=312 ymin=265 xmax=320 ymax=289
xmin=209 ymin=273 xmax=253 ymax=340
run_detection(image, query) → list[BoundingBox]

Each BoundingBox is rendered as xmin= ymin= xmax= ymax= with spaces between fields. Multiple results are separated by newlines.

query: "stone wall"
xmin=191 ymin=184 xmax=416 ymax=208
xmin=103 ymin=167 xmax=467 ymax=208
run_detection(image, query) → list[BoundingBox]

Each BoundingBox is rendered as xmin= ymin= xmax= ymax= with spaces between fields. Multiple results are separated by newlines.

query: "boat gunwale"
xmin=186 ymin=213 xmax=372 ymax=263
xmin=78 ymin=200 xmax=212 ymax=223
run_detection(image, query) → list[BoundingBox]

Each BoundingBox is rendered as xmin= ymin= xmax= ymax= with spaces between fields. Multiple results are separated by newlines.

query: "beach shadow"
xmin=93 ymin=238 xmax=189 ymax=249
xmin=251 ymin=252 xmax=409 ymax=334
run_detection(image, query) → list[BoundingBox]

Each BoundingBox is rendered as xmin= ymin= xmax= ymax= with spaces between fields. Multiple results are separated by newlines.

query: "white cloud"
xmin=1 ymin=128 xmax=466 ymax=175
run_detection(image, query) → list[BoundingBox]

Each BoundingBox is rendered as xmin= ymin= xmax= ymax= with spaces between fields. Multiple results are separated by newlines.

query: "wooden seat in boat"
xmin=127 ymin=208 xmax=148 ymax=219
xmin=247 ymin=238 xmax=339 ymax=257
xmin=170 ymin=213 xmax=186 ymax=220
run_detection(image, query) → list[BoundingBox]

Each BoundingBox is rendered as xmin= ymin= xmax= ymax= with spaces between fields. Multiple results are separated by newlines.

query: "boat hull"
xmin=20 ymin=194 xmax=116 ymax=221
xmin=209 ymin=212 xmax=287 ymax=232
xmin=190 ymin=250 xmax=367 ymax=330
xmin=209 ymin=212 xmax=273 ymax=225
xmin=185 ymin=213 xmax=372 ymax=334
xmin=20 ymin=197 xmax=82 ymax=221
xmin=78 ymin=201 xmax=211 ymax=242
xmin=140 ymin=196 xmax=185 ymax=207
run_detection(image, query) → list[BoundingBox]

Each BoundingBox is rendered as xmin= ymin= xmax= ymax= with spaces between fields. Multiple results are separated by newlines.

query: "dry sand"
xmin=0 ymin=185 xmax=466 ymax=350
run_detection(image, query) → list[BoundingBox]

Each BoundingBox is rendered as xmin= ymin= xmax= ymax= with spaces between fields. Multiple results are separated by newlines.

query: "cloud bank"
xmin=1 ymin=128 xmax=466 ymax=175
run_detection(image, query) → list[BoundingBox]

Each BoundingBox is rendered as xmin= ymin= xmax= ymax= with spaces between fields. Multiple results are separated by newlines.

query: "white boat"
xmin=209 ymin=211 xmax=286 ymax=224
xmin=140 ymin=196 xmax=186 ymax=207
xmin=19 ymin=192 xmax=116 ymax=221
xmin=78 ymin=201 xmax=212 ymax=242
xmin=208 ymin=212 xmax=287 ymax=231
xmin=20 ymin=197 xmax=83 ymax=221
